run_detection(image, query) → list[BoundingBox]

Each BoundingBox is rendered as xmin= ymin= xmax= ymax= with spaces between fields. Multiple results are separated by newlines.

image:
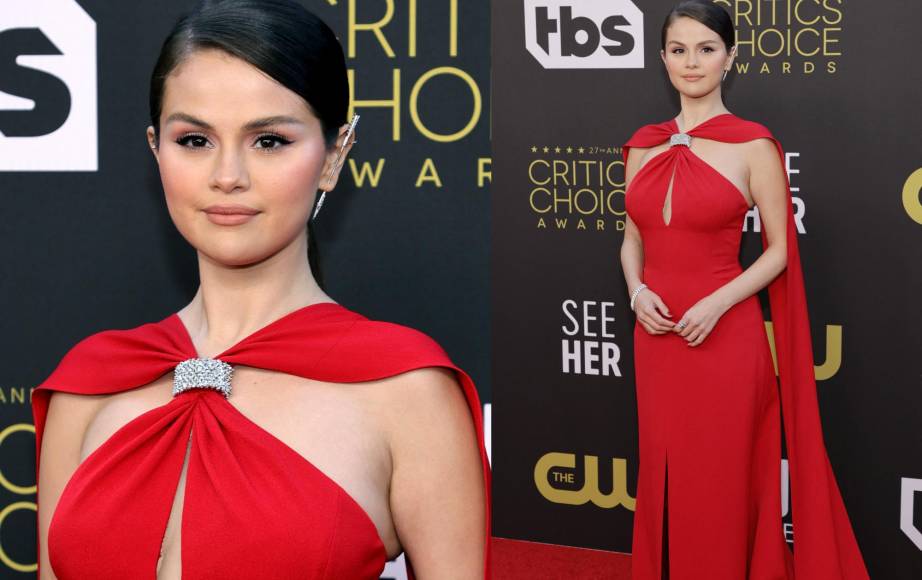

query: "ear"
xmin=146 ymin=126 xmax=160 ymax=163
xmin=660 ymin=49 xmax=666 ymax=64
xmin=319 ymin=123 xmax=356 ymax=192
xmin=725 ymin=45 xmax=737 ymax=71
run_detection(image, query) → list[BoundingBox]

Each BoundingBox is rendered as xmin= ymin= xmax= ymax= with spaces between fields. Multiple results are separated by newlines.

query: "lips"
xmin=682 ymin=75 xmax=704 ymax=81
xmin=203 ymin=204 xmax=260 ymax=215
xmin=202 ymin=204 xmax=261 ymax=226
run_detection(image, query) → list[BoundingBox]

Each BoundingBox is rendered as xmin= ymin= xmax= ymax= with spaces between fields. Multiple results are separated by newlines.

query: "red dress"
xmin=622 ymin=114 xmax=867 ymax=579
xmin=32 ymin=302 xmax=491 ymax=579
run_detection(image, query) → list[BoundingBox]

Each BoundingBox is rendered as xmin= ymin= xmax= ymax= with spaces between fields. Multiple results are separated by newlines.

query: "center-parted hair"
xmin=148 ymin=0 xmax=349 ymax=286
xmin=661 ymin=0 xmax=735 ymax=51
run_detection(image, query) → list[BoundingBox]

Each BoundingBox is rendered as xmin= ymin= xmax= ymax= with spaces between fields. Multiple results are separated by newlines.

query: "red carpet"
xmin=492 ymin=537 xmax=632 ymax=579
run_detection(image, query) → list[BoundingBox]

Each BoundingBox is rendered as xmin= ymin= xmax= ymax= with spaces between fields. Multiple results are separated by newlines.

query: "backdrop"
xmin=0 ymin=1 xmax=489 ymax=578
xmin=492 ymin=1 xmax=922 ymax=578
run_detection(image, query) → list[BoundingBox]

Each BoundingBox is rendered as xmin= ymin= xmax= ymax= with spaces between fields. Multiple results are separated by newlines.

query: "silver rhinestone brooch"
xmin=172 ymin=358 xmax=234 ymax=399
xmin=670 ymin=133 xmax=692 ymax=147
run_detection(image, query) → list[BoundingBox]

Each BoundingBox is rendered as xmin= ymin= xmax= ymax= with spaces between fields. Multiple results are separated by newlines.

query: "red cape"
xmin=623 ymin=113 xmax=868 ymax=578
xmin=32 ymin=302 xmax=491 ymax=579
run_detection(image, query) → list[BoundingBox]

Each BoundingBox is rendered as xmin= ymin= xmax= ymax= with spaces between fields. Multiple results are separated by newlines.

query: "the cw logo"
xmin=534 ymin=452 xmax=635 ymax=510
xmin=764 ymin=322 xmax=842 ymax=380
xmin=903 ymin=169 xmax=922 ymax=225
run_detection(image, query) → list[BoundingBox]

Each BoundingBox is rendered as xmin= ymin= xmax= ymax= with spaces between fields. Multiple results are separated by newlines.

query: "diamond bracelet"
xmin=630 ymin=283 xmax=648 ymax=311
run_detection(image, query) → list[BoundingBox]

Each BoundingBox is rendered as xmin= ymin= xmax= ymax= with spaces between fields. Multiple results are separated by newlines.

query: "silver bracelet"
xmin=630 ymin=283 xmax=648 ymax=311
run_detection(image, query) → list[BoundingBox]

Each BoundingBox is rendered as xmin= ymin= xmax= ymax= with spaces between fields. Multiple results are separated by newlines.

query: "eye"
xmin=671 ymin=48 xmax=684 ymax=54
xmin=175 ymin=133 xmax=211 ymax=148
xmin=702 ymin=46 xmax=714 ymax=53
xmin=254 ymin=133 xmax=293 ymax=150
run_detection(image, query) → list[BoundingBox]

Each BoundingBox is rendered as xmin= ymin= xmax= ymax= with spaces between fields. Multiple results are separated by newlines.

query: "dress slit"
xmin=661 ymin=451 xmax=669 ymax=580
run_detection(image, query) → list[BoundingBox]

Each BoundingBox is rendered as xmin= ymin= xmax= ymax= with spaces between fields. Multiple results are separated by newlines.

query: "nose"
xmin=209 ymin=146 xmax=250 ymax=193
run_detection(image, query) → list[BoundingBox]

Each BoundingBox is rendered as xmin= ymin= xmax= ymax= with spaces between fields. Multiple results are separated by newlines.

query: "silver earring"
xmin=722 ymin=69 xmax=729 ymax=82
xmin=311 ymin=114 xmax=361 ymax=221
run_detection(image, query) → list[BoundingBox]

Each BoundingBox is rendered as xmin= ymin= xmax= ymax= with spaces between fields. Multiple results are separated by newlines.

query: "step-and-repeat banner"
xmin=493 ymin=1 xmax=921 ymax=577
xmin=0 ymin=1 xmax=488 ymax=578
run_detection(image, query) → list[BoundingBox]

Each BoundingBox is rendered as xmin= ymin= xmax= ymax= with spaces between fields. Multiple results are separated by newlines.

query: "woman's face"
xmin=660 ymin=16 xmax=735 ymax=99
xmin=146 ymin=48 xmax=347 ymax=267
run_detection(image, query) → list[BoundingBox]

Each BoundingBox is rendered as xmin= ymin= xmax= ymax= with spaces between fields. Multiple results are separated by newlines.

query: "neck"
xmin=676 ymin=90 xmax=728 ymax=132
xmin=180 ymin=231 xmax=332 ymax=357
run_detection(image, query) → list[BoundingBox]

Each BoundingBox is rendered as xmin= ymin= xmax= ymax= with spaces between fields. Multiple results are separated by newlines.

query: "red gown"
xmin=32 ymin=302 xmax=491 ymax=579
xmin=622 ymin=113 xmax=868 ymax=579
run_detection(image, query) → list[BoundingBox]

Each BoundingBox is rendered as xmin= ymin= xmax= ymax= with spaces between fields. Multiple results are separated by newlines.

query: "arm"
xmin=675 ymin=138 xmax=789 ymax=346
xmin=387 ymin=367 xmax=486 ymax=578
xmin=37 ymin=392 xmax=101 ymax=580
xmin=621 ymin=146 xmax=676 ymax=335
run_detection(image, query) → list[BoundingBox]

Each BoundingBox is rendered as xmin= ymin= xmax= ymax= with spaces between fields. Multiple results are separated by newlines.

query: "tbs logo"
xmin=524 ymin=0 xmax=644 ymax=69
xmin=0 ymin=0 xmax=97 ymax=171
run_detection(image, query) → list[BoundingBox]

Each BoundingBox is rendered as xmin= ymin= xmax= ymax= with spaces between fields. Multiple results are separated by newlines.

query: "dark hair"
xmin=148 ymin=0 xmax=349 ymax=287
xmin=661 ymin=0 xmax=735 ymax=51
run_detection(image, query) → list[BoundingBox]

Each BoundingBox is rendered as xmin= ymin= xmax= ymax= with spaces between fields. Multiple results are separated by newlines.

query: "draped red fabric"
xmin=622 ymin=113 xmax=868 ymax=578
xmin=32 ymin=302 xmax=491 ymax=579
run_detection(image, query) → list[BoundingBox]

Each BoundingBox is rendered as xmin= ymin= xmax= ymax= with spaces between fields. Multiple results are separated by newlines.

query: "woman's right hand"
xmin=634 ymin=288 xmax=675 ymax=335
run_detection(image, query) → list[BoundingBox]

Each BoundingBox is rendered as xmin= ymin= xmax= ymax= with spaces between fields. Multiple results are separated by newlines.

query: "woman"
xmin=32 ymin=1 xmax=489 ymax=578
xmin=620 ymin=2 xmax=866 ymax=578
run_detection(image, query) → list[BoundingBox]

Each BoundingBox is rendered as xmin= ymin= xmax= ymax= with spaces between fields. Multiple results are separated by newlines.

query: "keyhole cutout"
xmin=156 ymin=429 xmax=192 ymax=578
xmin=662 ymin=161 xmax=678 ymax=227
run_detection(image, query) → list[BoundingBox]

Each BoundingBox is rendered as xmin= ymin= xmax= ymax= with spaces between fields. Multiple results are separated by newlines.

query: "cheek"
xmin=261 ymin=149 xmax=326 ymax=218
xmin=158 ymin=152 xmax=206 ymax=228
xmin=707 ymin=54 xmax=726 ymax=72
xmin=664 ymin=54 xmax=682 ymax=73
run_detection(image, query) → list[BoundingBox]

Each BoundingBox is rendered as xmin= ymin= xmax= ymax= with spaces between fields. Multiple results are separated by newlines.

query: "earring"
xmin=722 ymin=68 xmax=729 ymax=82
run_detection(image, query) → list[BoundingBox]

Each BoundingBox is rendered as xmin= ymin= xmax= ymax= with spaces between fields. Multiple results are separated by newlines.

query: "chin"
xmin=673 ymin=83 xmax=720 ymax=99
xmin=199 ymin=245 xmax=274 ymax=268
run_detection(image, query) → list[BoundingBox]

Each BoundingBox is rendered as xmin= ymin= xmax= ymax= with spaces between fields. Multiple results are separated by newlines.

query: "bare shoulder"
xmin=44 ymin=390 xmax=106 ymax=442
xmin=375 ymin=367 xmax=473 ymax=430
xmin=624 ymin=144 xmax=652 ymax=185
xmin=41 ymin=390 xmax=107 ymax=473
xmin=743 ymin=136 xmax=779 ymax=157
xmin=741 ymin=137 xmax=783 ymax=180
xmin=378 ymin=367 xmax=486 ymax=575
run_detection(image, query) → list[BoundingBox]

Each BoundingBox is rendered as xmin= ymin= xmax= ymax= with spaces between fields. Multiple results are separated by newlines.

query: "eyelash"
xmin=671 ymin=47 xmax=715 ymax=54
xmin=174 ymin=132 xmax=293 ymax=151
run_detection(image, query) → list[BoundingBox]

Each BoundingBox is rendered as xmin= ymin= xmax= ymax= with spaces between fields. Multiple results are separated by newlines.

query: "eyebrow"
xmin=667 ymin=40 xmax=718 ymax=47
xmin=163 ymin=112 xmax=304 ymax=131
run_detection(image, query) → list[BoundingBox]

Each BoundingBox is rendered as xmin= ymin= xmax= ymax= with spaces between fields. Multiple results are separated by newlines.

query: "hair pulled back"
xmin=661 ymin=0 xmax=735 ymax=51
xmin=148 ymin=0 xmax=349 ymax=286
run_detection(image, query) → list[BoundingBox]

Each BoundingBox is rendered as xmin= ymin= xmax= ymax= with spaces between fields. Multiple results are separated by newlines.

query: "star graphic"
xmin=554 ymin=146 xmax=561 ymax=153
xmin=531 ymin=146 xmax=538 ymax=153
xmin=566 ymin=146 xmax=573 ymax=154
xmin=578 ymin=147 xmax=585 ymax=154
xmin=542 ymin=146 xmax=549 ymax=153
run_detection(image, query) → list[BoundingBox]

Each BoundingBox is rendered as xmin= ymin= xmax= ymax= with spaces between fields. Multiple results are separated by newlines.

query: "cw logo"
xmin=764 ymin=322 xmax=842 ymax=380
xmin=0 ymin=0 xmax=97 ymax=171
xmin=901 ymin=477 xmax=922 ymax=551
xmin=534 ymin=452 xmax=635 ymax=510
xmin=903 ymin=169 xmax=922 ymax=225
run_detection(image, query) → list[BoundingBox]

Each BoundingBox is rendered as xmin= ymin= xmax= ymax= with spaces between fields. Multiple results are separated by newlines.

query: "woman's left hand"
xmin=673 ymin=294 xmax=729 ymax=347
